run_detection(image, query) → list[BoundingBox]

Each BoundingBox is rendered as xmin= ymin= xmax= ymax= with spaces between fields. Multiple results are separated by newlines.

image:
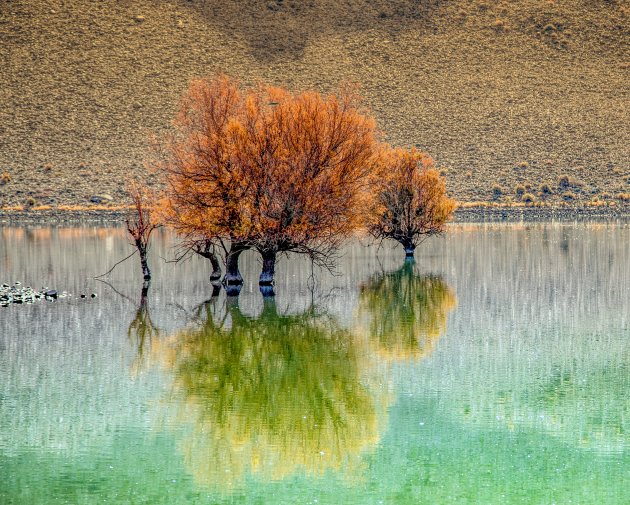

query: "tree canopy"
xmin=153 ymin=75 xmax=456 ymax=289
xmin=368 ymin=147 xmax=456 ymax=256
xmin=158 ymin=75 xmax=381 ymax=287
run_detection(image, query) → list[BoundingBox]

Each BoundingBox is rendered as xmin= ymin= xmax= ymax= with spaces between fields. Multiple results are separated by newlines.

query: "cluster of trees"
xmin=128 ymin=75 xmax=455 ymax=294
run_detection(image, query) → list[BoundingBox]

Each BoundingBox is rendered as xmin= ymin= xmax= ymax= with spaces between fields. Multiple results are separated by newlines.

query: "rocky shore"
xmin=453 ymin=206 xmax=630 ymax=223
xmin=0 ymin=283 xmax=63 ymax=307
xmin=1 ymin=206 xmax=629 ymax=226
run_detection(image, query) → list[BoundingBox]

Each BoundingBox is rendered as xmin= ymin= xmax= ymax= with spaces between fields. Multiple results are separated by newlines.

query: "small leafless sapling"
xmin=126 ymin=183 xmax=159 ymax=281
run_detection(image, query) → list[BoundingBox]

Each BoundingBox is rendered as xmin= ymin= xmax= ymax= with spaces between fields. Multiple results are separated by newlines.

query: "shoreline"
xmin=1 ymin=206 xmax=630 ymax=226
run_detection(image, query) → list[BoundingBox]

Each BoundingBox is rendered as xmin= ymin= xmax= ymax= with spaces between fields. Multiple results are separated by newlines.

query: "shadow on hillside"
xmin=183 ymin=0 xmax=443 ymax=61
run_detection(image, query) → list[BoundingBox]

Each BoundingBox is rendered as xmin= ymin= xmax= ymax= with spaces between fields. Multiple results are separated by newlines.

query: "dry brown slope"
xmin=0 ymin=0 xmax=628 ymax=207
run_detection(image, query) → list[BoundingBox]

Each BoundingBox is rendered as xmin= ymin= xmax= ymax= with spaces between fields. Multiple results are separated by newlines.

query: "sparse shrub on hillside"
xmin=493 ymin=18 xmax=507 ymax=31
xmin=0 ymin=172 xmax=10 ymax=185
xmin=25 ymin=196 xmax=36 ymax=207
xmin=616 ymin=193 xmax=630 ymax=202
xmin=517 ymin=161 xmax=529 ymax=169
xmin=514 ymin=184 xmax=525 ymax=198
xmin=540 ymin=183 xmax=552 ymax=195
xmin=601 ymin=192 xmax=612 ymax=200
xmin=43 ymin=163 xmax=53 ymax=172
xmin=522 ymin=193 xmax=535 ymax=204
xmin=558 ymin=174 xmax=570 ymax=189
xmin=563 ymin=191 xmax=576 ymax=201
xmin=492 ymin=184 xmax=503 ymax=199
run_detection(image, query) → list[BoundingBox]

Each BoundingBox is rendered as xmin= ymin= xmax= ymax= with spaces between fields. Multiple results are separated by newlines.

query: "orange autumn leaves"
xmin=157 ymin=75 xmax=455 ymax=277
xmin=367 ymin=147 xmax=457 ymax=255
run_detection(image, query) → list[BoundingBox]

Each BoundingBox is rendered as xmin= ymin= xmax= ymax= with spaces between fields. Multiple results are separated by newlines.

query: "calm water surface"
xmin=0 ymin=224 xmax=628 ymax=504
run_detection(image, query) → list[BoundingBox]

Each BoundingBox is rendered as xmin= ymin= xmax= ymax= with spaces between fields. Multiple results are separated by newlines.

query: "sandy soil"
xmin=0 ymin=0 xmax=628 ymax=210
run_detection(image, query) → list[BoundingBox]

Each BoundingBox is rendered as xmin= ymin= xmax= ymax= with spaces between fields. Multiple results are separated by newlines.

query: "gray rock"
xmin=89 ymin=194 xmax=113 ymax=204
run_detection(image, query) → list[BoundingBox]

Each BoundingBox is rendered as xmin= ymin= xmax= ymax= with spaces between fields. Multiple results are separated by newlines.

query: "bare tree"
xmin=126 ymin=181 xmax=159 ymax=280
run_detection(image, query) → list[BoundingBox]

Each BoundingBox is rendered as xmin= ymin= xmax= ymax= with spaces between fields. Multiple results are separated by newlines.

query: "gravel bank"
xmin=2 ymin=206 xmax=629 ymax=227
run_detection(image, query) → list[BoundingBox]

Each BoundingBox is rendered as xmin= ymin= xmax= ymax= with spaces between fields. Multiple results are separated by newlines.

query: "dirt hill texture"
xmin=0 ymin=0 xmax=628 ymax=208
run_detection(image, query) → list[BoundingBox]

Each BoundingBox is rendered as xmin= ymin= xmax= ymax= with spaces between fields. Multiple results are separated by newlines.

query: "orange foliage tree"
xmin=159 ymin=75 xmax=380 ymax=290
xmin=368 ymin=147 xmax=456 ymax=257
xmin=158 ymin=76 xmax=249 ymax=286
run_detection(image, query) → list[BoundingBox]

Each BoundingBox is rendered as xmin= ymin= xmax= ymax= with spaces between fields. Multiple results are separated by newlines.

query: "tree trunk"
xmin=401 ymin=238 xmax=416 ymax=257
xmin=141 ymin=280 xmax=150 ymax=301
xmin=210 ymin=283 xmax=221 ymax=298
xmin=259 ymin=249 xmax=277 ymax=286
xmin=223 ymin=244 xmax=246 ymax=286
xmin=259 ymin=285 xmax=275 ymax=297
xmin=209 ymin=252 xmax=222 ymax=282
xmin=137 ymin=241 xmax=151 ymax=280
xmin=224 ymin=283 xmax=242 ymax=297
xmin=193 ymin=241 xmax=222 ymax=282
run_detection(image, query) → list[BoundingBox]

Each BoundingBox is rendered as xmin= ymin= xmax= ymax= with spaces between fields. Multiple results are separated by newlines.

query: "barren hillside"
xmin=0 ymin=0 xmax=628 ymax=207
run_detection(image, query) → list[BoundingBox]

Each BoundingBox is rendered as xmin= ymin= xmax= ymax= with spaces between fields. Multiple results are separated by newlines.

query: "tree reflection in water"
xmin=358 ymin=258 xmax=457 ymax=361
xmin=145 ymin=262 xmax=457 ymax=491
xmin=150 ymin=295 xmax=390 ymax=490
xmin=126 ymin=282 xmax=160 ymax=374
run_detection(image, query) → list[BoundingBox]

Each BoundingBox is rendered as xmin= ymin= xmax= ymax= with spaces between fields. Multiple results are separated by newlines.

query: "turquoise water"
xmin=1 ymin=224 xmax=628 ymax=504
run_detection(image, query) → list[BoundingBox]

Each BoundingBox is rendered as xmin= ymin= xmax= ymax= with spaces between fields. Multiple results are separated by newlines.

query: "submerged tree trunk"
xmin=258 ymin=249 xmax=277 ymax=286
xmin=260 ymin=295 xmax=277 ymax=317
xmin=223 ymin=243 xmax=247 ymax=286
xmin=194 ymin=240 xmax=222 ymax=282
xmin=209 ymin=253 xmax=222 ymax=282
xmin=141 ymin=280 xmax=150 ymax=300
xmin=137 ymin=240 xmax=151 ymax=280
xmin=210 ymin=283 xmax=221 ymax=298
xmin=224 ymin=283 xmax=243 ymax=297
xmin=401 ymin=238 xmax=416 ymax=257
xmin=259 ymin=284 xmax=275 ymax=297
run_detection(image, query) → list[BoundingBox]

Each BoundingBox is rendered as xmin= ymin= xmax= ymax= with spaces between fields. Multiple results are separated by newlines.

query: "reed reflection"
xmin=358 ymin=259 xmax=457 ymax=361
xmin=151 ymin=294 xmax=390 ymax=490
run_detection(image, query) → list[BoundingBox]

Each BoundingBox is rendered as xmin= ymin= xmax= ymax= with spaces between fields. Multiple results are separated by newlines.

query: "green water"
xmin=1 ymin=224 xmax=628 ymax=504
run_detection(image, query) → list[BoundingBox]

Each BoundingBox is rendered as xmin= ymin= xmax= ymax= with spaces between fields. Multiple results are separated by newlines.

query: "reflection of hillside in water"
xmin=358 ymin=259 xmax=457 ymax=362
xmin=150 ymin=296 xmax=391 ymax=491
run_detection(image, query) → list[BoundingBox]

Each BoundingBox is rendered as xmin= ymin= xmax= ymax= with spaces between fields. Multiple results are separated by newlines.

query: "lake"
xmin=1 ymin=223 xmax=628 ymax=504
